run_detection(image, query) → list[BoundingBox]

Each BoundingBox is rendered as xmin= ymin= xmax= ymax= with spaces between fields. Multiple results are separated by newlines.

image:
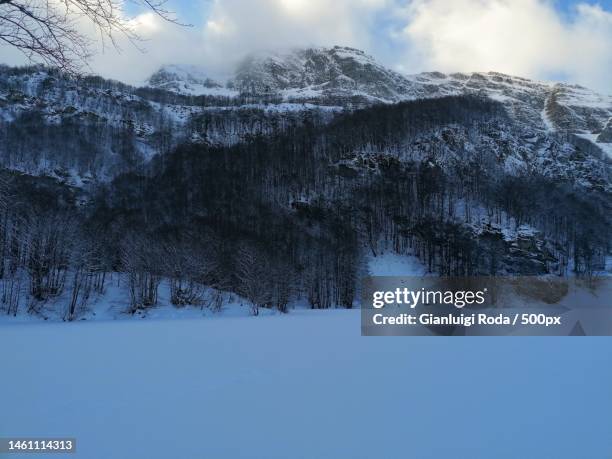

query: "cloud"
xmin=396 ymin=0 xmax=612 ymax=93
xmin=87 ymin=12 xmax=201 ymax=84
xmin=0 ymin=0 xmax=610 ymax=93
xmin=196 ymin=0 xmax=392 ymax=73
xmin=88 ymin=0 xmax=394 ymax=83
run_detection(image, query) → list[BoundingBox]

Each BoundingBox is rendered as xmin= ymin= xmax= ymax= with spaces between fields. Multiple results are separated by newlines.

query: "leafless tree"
xmin=0 ymin=0 xmax=183 ymax=73
xmin=65 ymin=233 xmax=107 ymax=321
xmin=235 ymin=243 xmax=271 ymax=316
xmin=121 ymin=234 xmax=162 ymax=313
xmin=161 ymin=237 xmax=206 ymax=307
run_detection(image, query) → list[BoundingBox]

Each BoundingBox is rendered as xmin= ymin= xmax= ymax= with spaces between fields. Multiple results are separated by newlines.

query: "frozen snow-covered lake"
xmin=1 ymin=310 xmax=611 ymax=459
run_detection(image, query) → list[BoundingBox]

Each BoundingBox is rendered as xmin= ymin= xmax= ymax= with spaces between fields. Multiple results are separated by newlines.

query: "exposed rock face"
xmin=545 ymin=86 xmax=611 ymax=133
xmin=1 ymin=46 xmax=611 ymax=186
xmin=149 ymin=46 xmax=612 ymax=143
xmin=147 ymin=65 xmax=235 ymax=97
xmin=477 ymin=224 xmax=559 ymax=276
xmin=229 ymin=46 xmax=420 ymax=103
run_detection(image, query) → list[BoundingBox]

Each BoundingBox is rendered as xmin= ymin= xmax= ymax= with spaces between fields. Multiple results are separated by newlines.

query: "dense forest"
xmin=0 ymin=95 xmax=610 ymax=319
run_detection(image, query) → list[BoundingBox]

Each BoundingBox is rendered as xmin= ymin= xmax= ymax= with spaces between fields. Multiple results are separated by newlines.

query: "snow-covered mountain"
xmin=1 ymin=45 xmax=611 ymax=186
xmin=0 ymin=64 xmax=330 ymax=183
xmin=1 ymin=47 xmax=611 ymax=319
xmin=148 ymin=46 xmax=611 ymax=145
xmin=229 ymin=46 xmax=420 ymax=102
xmin=147 ymin=65 xmax=237 ymax=97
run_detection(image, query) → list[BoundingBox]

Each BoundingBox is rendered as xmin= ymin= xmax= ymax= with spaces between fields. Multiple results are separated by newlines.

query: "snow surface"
xmin=146 ymin=64 xmax=238 ymax=97
xmin=556 ymin=85 xmax=612 ymax=109
xmin=541 ymin=100 xmax=555 ymax=132
xmin=367 ymin=252 xmax=427 ymax=276
xmin=0 ymin=274 xmax=275 ymax=324
xmin=1 ymin=310 xmax=612 ymax=459
xmin=1 ymin=254 xmax=611 ymax=457
xmin=0 ymin=253 xmax=426 ymax=324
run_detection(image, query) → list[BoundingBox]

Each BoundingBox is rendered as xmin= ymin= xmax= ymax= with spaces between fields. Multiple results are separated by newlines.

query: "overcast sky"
xmin=1 ymin=0 xmax=611 ymax=93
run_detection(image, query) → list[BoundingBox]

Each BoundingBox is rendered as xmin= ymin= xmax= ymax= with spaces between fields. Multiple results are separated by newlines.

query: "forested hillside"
xmin=1 ymin=93 xmax=610 ymax=319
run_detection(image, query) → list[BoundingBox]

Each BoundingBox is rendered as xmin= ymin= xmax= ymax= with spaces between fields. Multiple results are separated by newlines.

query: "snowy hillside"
xmin=0 ymin=253 xmax=421 ymax=324
xmin=0 ymin=65 xmax=334 ymax=181
xmin=0 ymin=93 xmax=610 ymax=323
xmin=146 ymin=46 xmax=612 ymax=155
xmin=0 ymin=48 xmax=611 ymax=324
xmin=230 ymin=46 xmax=421 ymax=103
xmin=1 ymin=46 xmax=610 ymax=185
xmin=147 ymin=64 xmax=237 ymax=97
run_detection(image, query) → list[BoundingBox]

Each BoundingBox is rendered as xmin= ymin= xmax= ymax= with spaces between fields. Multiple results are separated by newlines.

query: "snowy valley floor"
xmin=1 ymin=254 xmax=612 ymax=458
xmin=1 ymin=309 xmax=612 ymax=459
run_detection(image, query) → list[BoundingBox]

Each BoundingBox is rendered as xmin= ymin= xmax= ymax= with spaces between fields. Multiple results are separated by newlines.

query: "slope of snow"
xmin=144 ymin=49 xmax=611 ymax=155
xmin=555 ymin=84 xmax=612 ymax=109
xmin=368 ymin=252 xmax=427 ymax=276
xmin=0 ymin=274 xmax=276 ymax=324
xmin=1 ymin=311 xmax=611 ymax=458
xmin=541 ymin=95 xmax=556 ymax=132
xmin=146 ymin=64 xmax=238 ymax=97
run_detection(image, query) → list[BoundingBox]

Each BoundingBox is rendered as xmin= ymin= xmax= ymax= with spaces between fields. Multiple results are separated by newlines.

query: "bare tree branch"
xmin=0 ymin=0 xmax=185 ymax=74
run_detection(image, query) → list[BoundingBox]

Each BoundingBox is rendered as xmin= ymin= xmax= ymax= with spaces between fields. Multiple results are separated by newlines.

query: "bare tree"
xmin=161 ymin=237 xmax=206 ymax=307
xmin=121 ymin=234 xmax=162 ymax=313
xmin=0 ymin=0 xmax=183 ymax=73
xmin=235 ymin=243 xmax=271 ymax=316
xmin=65 ymin=233 xmax=107 ymax=321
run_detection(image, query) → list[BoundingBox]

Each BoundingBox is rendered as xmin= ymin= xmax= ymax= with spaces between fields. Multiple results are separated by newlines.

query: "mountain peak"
xmin=227 ymin=45 xmax=414 ymax=102
xmin=142 ymin=46 xmax=611 ymax=153
xmin=147 ymin=65 xmax=236 ymax=97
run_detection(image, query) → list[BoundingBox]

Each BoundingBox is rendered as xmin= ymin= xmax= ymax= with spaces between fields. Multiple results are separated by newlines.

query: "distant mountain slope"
xmin=0 ymin=63 xmax=610 ymax=314
xmin=1 ymin=46 xmax=610 ymax=187
xmin=229 ymin=46 xmax=421 ymax=103
xmin=0 ymin=65 xmax=331 ymax=183
xmin=147 ymin=46 xmax=611 ymax=153
xmin=147 ymin=65 xmax=237 ymax=97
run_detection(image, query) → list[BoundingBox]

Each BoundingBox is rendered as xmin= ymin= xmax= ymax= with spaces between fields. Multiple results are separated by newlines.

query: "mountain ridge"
xmin=0 ymin=45 xmax=610 ymax=187
xmin=146 ymin=46 xmax=612 ymax=152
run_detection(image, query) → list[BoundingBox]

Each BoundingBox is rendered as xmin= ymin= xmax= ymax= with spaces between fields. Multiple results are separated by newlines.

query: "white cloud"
xmin=88 ymin=12 xmax=201 ymax=84
xmin=397 ymin=0 xmax=612 ymax=93
xmin=196 ymin=0 xmax=391 ymax=73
